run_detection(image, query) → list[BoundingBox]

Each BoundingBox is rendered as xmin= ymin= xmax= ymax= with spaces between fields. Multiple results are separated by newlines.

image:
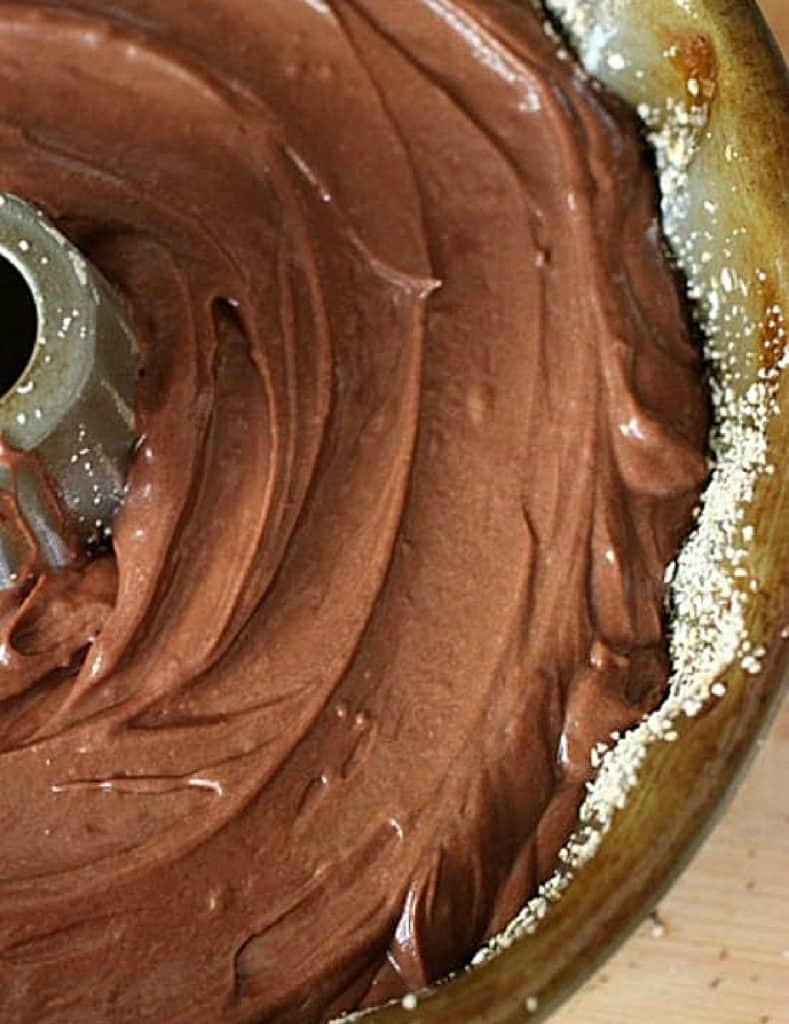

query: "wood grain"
xmin=761 ymin=0 xmax=789 ymax=53
xmin=556 ymin=7 xmax=788 ymax=1022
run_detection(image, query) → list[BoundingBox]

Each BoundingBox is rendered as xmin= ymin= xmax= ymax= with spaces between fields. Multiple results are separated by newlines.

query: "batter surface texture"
xmin=0 ymin=2 xmax=706 ymax=1021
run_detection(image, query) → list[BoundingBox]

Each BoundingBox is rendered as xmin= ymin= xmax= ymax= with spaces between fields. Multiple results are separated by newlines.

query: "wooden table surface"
xmin=557 ymin=5 xmax=788 ymax=1023
xmin=763 ymin=0 xmax=789 ymax=48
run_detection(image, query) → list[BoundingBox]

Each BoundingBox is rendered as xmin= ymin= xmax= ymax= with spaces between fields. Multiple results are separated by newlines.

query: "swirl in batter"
xmin=0 ymin=2 xmax=707 ymax=1021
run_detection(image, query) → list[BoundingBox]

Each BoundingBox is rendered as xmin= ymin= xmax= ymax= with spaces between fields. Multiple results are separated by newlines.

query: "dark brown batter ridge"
xmin=0 ymin=2 xmax=707 ymax=1022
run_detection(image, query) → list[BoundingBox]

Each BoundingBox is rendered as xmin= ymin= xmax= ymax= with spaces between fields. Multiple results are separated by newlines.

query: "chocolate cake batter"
xmin=0 ymin=1 xmax=707 ymax=1021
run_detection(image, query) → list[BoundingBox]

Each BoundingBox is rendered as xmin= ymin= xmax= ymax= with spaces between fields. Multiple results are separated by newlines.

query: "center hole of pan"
xmin=0 ymin=254 xmax=38 ymax=399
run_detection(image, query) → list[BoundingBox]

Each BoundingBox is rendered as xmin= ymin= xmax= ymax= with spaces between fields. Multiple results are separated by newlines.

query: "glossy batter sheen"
xmin=0 ymin=2 xmax=708 ymax=1021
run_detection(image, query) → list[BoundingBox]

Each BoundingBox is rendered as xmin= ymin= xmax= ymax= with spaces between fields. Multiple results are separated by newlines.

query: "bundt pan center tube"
xmin=0 ymin=192 xmax=136 ymax=589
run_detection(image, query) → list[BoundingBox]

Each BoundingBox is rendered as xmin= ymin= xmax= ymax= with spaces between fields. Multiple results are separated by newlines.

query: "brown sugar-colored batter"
xmin=0 ymin=2 xmax=707 ymax=1021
